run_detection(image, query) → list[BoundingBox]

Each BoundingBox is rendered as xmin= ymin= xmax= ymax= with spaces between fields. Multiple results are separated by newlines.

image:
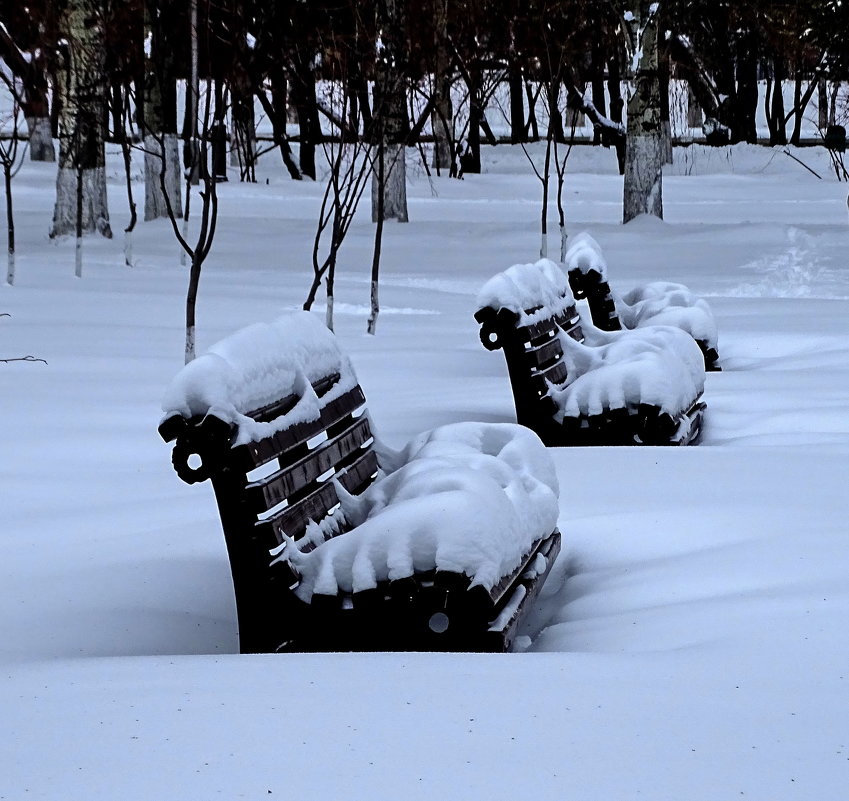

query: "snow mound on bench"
xmin=618 ymin=282 xmax=719 ymax=350
xmin=284 ymin=422 xmax=559 ymax=599
xmin=564 ymin=233 xmax=608 ymax=278
xmin=554 ymin=324 xmax=705 ymax=419
xmin=565 ymin=230 xmax=718 ymax=350
xmin=475 ymin=258 xmax=576 ymax=324
xmin=160 ymin=311 xmax=358 ymax=444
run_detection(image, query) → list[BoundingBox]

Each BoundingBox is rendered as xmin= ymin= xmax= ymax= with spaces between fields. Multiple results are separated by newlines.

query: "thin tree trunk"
xmin=607 ymin=57 xmax=626 ymax=174
xmin=368 ymin=141 xmax=385 ymax=335
xmin=5 ymin=165 xmax=14 ymax=285
xmin=508 ymin=62 xmax=525 ymax=144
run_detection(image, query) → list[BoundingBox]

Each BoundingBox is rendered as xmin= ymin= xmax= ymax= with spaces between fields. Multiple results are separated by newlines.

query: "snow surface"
xmin=3 ymin=139 xmax=849 ymax=800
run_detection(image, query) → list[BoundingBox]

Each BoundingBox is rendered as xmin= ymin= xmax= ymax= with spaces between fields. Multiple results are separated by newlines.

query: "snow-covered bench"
xmin=565 ymin=233 xmax=721 ymax=371
xmin=158 ymin=311 xmax=561 ymax=654
xmin=475 ymin=259 xmax=707 ymax=446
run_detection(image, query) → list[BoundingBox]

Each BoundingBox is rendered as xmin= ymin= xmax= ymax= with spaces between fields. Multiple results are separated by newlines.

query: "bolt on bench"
xmin=159 ymin=311 xmax=561 ymax=653
xmin=475 ymin=258 xmax=707 ymax=447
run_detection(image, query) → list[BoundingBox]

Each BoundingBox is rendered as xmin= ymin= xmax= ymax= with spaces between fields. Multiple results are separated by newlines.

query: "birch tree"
xmin=623 ymin=0 xmax=663 ymax=224
xmin=142 ymin=0 xmax=182 ymax=220
xmin=372 ymin=0 xmax=409 ymax=223
xmin=50 ymin=0 xmax=112 ymax=239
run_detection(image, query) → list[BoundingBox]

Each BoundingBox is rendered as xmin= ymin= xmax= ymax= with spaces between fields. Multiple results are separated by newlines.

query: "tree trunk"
xmin=768 ymin=58 xmax=787 ymax=146
xmin=5 ymin=164 xmax=14 ymax=285
xmin=818 ymin=77 xmax=828 ymax=131
xmin=623 ymin=1 xmax=663 ymax=224
xmin=508 ymin=62 xmax=525 ymax=145
xmin=50 ymin=2 xmax=112 ymax=240
xmin=591 ymin=39 xmax=607 ymax=146
xmin=607 ymin=56 xmax=626 ymax=174
xmin=293 ymin=58 xmax=320 ymax=180
xmin=431 ymin=0 xmax=454 ymax=169
xmin=372 ymin=0 xmax=409 ymax=221
xmin=143 ymin=0 xmax=182 ymax=220
xmin=734 ymin=30 xmax=758 ymax=144
xmin=231 ymin=75 xmax=257 ymax=180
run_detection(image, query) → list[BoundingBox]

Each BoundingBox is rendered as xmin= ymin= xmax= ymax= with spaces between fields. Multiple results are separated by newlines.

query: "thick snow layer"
xmin=619 ymin=281 xmax=719 ymax=347
xmin=555 ymin=323 xmax=705 ymax=418
xmin=160 ymin=310 xmax=358 ymax=444
xmin=4 ymin=139 xmax=849 ymax=801
xmin=285 ymin=422 xmax=559 ymax=598
xmin=475 ymin=257 xmax=575 ymax=324
xmin=564 ymin=231 xmax=608 ymax=278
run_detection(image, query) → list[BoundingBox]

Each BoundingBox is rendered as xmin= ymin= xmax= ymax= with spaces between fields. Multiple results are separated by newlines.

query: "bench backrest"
xmin=159 ymin=314 xmax=379 ymax=652
xmin=474 ymin=260 xmax=584 ymax=442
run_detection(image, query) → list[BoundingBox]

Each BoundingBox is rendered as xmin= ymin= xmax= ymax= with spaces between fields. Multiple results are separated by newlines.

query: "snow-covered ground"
xmin=3 ymin=140 xmax=849 ymax=800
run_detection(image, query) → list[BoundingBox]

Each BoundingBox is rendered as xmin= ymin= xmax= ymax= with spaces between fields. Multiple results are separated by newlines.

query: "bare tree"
xmin=303 ymin=77 xmax=374 ymax=332
xmin=0 ymin=76 xmax=23 ymax=285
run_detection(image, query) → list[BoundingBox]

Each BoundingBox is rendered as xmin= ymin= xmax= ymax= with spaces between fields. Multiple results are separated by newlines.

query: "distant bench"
xmin=565 ymin=232 xmax=721 ymax=371
xmin=475 ymin=258 xmax=707 ymax=446
xmin=159 ymin=311 xmax=561 ymax=654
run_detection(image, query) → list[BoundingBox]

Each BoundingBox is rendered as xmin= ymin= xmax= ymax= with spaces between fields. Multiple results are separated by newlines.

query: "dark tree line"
xmin=3 ymin=0 xmax=848 ymax=179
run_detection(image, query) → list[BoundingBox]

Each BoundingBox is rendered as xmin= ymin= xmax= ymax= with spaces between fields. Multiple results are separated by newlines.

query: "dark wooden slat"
xmin=244 ymin=416 xmax=373 ymax=513
xmin=246 ymin=373 xmax=340 ymax=423
xmin=231 ymin=385 xmax=367 ymax=470
xmin=258 ymin=449 xmax=379 ymax=545
xmin=524 ymin=336 xmax=563 ymax=371
xmin=531 ymin=358 xmax=569 ymax=388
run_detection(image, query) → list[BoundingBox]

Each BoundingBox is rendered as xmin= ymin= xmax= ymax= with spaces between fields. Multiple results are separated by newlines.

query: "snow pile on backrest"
xmin=565 ymin=232 xmax=608 ymax=278
xmin=552 ymin=323 xmax=706 ymax=419
xmin=282 ymin=422 xmax=559 ymax=599
xmin=618 ymin=282 xmax=719 ymax=349
xmin=475 ymin=258 xmax=575 ymax=321
xmin=160 ymin=311 xmax=358 ymax=444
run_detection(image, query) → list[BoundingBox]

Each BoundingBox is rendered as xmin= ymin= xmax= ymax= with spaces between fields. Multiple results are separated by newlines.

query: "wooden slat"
xmin=243 ymin=416 xmax=373 ymax=513
xmin=258 ymin=449 xmax=379 ymax=546
xmin=524 ymin=336 xmax=562 ymax=371
xmin=246 ymin=373 xmax=340 ymax=423
xmin=531 ymin=359 xmax=569 ymax=388
xmin=231 ymin=385 xmax=367 ymax=470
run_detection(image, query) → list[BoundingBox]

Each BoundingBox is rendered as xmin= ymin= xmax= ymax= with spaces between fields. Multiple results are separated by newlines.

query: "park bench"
xmin=565 ymin=233 xmax=721 ymax=371
xmin=475 ymin=258 xmax=707 ymax=447
xmin=159 ymin=311 xmax=561 ymax=654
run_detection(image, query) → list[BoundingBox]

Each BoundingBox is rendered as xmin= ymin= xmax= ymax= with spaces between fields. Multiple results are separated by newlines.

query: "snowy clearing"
xmin=2 ymin=141 xmax=849 ymax=800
